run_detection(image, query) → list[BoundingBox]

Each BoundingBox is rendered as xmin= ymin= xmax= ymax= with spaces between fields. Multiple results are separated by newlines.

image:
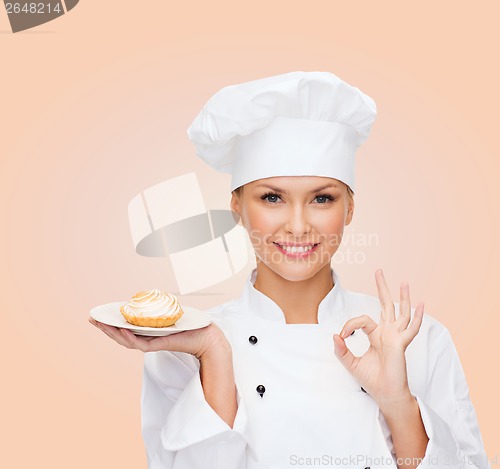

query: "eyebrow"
xmin=254 ymin=183 xmax=339 ymax=194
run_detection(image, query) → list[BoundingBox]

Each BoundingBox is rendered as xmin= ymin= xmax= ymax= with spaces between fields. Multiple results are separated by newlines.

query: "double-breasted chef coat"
xmin=140 ymin=268 xmax=490 ymax=469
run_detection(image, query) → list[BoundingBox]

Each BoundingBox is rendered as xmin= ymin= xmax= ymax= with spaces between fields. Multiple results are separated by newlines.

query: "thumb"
xmin=333 ymin=333 xmax=357 ymax=372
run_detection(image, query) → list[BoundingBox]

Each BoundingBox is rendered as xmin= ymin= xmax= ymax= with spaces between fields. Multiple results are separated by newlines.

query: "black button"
xmin=350 ymin=330 xmax=355 ymax=336
xmin=361 ymin=386 xmax=367 ymax=393
xmin=256 ymin=384 xmax=266 ymax=397
xmin=249 ymin=335 xmax=258 ymax=345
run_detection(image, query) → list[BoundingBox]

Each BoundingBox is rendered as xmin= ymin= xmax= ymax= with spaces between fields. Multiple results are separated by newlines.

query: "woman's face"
xmin=230 ymin=176 xmax=354 ymax=282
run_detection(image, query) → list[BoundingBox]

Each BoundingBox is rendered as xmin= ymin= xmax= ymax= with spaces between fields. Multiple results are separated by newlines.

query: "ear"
xmin=230 ymin=192 xmax=242 ymax=225
xmin=345 ymin=197 xmax=355 ymax=226
xmin=230 ymin=192 xmax=240 ymax=214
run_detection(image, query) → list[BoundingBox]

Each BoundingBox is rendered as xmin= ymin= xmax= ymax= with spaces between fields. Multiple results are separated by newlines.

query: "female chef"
xmin=89 ymin=71 xmax=490 ymax=469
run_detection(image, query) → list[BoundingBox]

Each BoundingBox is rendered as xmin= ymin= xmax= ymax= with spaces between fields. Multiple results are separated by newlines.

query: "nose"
xmin=284 ymin=205 xmax=312 ymax=235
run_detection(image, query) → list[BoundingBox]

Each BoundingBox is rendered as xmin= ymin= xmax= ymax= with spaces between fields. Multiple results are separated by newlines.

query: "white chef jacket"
xmin=140 ymin=268 xmax=490 ymax=469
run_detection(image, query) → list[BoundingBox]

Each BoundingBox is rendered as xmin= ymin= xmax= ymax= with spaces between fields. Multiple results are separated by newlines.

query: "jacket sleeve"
xmin=378 ymin=326 xmax=490 ymax=469
xmin=141 ymin=350 xmax=249 ymax=469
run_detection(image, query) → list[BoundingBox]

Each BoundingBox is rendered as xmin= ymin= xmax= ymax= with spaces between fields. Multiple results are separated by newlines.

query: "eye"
xmin=260 ymin=192 xmax=336 ymax=204
xmin=261 ymin=192 xmax=281 ymax=203
xmin=314 ymin=194 xmax=335 ymax=204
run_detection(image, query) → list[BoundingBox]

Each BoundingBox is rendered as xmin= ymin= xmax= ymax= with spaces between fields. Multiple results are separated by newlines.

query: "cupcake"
xmin=120 ymin=290 xmax=184 ymax=327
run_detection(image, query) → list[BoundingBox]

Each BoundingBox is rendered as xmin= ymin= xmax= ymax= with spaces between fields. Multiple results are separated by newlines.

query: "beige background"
xmin=1 ymin=1 xmax=498 ymax=467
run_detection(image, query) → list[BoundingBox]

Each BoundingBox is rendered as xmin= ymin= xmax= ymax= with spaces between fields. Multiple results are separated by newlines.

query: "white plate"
xmin=89 ymin=302 xmax=212 ymax=336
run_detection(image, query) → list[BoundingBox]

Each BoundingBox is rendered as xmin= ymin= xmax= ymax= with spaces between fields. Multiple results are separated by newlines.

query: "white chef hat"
xmin=187 ymin=71 xmax=377 ymax=193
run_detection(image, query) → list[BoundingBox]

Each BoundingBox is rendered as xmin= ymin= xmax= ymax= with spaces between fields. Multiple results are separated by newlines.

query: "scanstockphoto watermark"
xmin=290 ymin=454 xmax=416 ymax=467
xmin=246 ymin=230 xmax=380 ymax=266
xmin=333 ymin=231 xmax=380 ymax=265
xmin=289 ymin=453 xmax=495 ymax=466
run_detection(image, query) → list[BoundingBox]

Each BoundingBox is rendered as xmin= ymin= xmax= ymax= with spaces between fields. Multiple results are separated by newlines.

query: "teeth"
xmin=278 ymin=244 xmax=315 ymax=253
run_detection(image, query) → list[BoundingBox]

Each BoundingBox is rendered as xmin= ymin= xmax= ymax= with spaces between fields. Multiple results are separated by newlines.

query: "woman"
xmin=89 ymin=71 xmax=489 ymax=469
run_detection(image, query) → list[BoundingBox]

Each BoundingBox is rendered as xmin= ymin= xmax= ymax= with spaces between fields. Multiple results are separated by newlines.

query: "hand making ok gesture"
xmin=333 ymin=269 xmax=424 ymax=408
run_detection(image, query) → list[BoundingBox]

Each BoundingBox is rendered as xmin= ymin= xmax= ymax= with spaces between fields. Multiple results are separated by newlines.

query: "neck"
xmin=253 ymin=261 xmax=335 ymax=324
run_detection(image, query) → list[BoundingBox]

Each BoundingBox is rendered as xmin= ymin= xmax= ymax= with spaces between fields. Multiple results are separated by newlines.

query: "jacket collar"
xmin=240 ymin=267 xmax=349 ymax=326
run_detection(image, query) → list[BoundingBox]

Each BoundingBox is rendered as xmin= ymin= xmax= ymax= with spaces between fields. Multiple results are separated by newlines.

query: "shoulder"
xmin=182 ymin=296 xmax=245 ymax=334
xmin=205 ymin=296 xmax=241 ymax=314
xmin=202 ymin=296 xmax=242 ymax=320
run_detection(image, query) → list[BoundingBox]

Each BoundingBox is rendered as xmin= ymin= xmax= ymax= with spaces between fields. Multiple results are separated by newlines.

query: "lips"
xmin=274 ymin=242 xmax=319 ymax=253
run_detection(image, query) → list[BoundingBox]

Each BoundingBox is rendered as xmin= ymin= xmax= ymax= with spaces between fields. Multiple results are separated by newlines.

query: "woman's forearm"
xmin=379 ymin=394 xmax=429 ymax=469
xmin=199 ymin=341 xmax=238 ymax=428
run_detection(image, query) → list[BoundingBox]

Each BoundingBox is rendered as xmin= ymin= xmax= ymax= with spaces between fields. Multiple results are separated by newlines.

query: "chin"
xmin=268 ymin=263 xmax=325 ymax=283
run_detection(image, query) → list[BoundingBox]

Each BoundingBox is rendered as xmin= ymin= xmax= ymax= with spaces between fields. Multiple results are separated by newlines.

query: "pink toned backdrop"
xmin=1 ymin=1 xmax=498 ymax=467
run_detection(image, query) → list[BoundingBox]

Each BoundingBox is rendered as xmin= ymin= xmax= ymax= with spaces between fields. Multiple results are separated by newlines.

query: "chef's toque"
xmin=187 ymin=71 xmax=377 ymax=193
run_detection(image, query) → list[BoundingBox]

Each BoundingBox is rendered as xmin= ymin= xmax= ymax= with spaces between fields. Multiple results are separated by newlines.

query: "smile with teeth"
xmin=275 ymin=243 xmax=317 ymax=253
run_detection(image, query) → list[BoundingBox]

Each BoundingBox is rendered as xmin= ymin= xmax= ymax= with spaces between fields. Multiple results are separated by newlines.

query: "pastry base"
xmin=120 ymin=305 xmax=184 ymax=328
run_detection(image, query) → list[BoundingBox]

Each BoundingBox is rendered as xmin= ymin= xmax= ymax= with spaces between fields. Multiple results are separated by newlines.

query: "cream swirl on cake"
xmin=120 ymin=290 xmax=184 ymax=327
